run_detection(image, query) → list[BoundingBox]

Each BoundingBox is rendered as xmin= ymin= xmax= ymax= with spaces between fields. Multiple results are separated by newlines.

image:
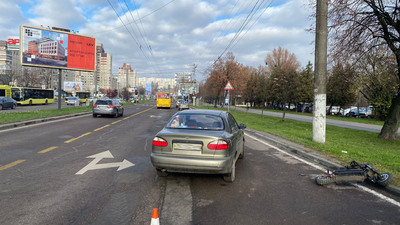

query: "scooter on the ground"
xmin=315 ymin=160 xmax=393 ymax=187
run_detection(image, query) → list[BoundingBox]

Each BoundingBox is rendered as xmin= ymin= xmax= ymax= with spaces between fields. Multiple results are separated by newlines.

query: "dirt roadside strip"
xmin=1 ymin=110 xmax=399 ymax=197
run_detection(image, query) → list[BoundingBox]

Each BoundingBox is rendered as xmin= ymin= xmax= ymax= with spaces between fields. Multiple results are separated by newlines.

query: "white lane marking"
xmin=76 ymin=150 xmax=135 ymax=175
xmin=246 ymin=133 xmax=400 ymax=208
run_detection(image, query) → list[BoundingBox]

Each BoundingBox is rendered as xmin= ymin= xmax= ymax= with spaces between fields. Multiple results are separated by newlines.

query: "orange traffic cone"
xmin=151 ymin=208 xmax=160 ymax=225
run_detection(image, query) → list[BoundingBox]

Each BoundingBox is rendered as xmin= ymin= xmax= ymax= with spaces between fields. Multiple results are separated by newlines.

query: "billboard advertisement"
xmin=64 ymin=82 xmax=83 ymax=92
xmin=20 ymin=25 xmax=96 ymax=71
xmin=7 ymin=36 xmax=20 ymax=51
xmin=145 ymin=83 xmax=152 ymax=95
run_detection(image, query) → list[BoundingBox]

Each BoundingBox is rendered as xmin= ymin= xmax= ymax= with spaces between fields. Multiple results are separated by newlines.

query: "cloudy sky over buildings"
xmin=0 ymin=0 xmax=315 ymax=80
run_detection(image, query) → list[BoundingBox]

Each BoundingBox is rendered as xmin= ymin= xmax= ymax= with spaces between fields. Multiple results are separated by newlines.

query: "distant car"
xmin=67 ymin=97 xmax=81 ymax=105
xmin=175 ymin=99 xmax=184 ymax=108
xmin=89 ymin=97 xmax=97 ymax=104
xmin=0 ymin=97 xmax=17 ymax=110
xmin=130 ymin=96 xmax=139 ymax=103
xmin=150 ymin=109 xmax=246 ymax=182
xmin=178 ymin=101 xmax=189 ymax=111
xmin=93 ymin=99 xmax=124 ymax=118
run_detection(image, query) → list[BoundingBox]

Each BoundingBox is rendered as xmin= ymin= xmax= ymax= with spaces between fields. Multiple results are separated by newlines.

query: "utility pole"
xmin=313 ymin=0 xmax=328 ymax=144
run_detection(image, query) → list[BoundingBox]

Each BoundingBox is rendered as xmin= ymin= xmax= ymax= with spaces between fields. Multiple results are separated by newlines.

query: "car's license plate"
xmin=173 ymin=143 xmax=202 ymax=151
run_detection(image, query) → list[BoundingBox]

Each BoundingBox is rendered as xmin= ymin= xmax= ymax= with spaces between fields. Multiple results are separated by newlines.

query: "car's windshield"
xmin=166 ymin=114 xmax=224 ymax=130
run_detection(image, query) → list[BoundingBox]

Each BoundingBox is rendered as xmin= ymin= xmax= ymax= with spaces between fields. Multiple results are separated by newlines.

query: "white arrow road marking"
xmin=76 ymin=151 xmax=135 ymax=175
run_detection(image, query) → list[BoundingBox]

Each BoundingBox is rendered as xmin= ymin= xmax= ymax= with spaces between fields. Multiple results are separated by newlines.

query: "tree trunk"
xmin=378 ymin=88 xmax=400 ymax=141
xmin=282 ymin=107 xmax=286 ymax=121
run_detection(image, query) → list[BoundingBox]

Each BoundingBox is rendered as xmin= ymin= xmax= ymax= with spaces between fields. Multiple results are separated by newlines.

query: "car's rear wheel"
xmin=12 ymin=103 xmax=16 ymax=109
xmin=223 ymin=160 xmax=236 ymax=182
xmin=29 ymin=100 xmax=32 ymax=106
xmin=93 ymin=114 xmax=97 ymax=118
xmin=239 ymin=142 xmax=245 ymax=159
xmin=114 ymin=110 xmax=119 ymax=118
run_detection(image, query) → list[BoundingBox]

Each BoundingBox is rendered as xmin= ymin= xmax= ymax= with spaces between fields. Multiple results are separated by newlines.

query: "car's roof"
xmin=177 ymin=109 xmax=225 ymax=116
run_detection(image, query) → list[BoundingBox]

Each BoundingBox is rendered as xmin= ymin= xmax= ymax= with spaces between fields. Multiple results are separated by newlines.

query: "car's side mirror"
xmin=239 ymin=124 xmax=246 ymax=129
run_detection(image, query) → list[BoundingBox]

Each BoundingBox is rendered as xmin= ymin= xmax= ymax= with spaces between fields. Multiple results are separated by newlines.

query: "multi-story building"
xmin=118 ymin=63 xmax=136 ymax=89
xmin=98 ymin=52 xmax=112 ymax=90
xmin=38 ymin=40 xmax=65 ymax=60
xmin=136 ymin=77 xmax=175 ymax=92
xmin=95 ymin=43 xmax=112 ymax=93
xmin=0 ymin=40 xmax=12 ymax=85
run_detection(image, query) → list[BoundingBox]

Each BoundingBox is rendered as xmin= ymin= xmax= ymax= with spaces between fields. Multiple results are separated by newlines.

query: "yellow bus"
xmin=156 ymin=92 xmax=171 ymax=109
xmin=11 ymin=87 xmax=54 ymax=105
xmin=65 ymin=91 xmax=90 ymax=103
xmin=0 ymin=85 xmax=12 ymax=97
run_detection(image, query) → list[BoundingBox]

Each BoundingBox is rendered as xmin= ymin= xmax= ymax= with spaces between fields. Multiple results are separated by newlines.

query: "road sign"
xmin=224 ymin=81 xmax=234 ymax=90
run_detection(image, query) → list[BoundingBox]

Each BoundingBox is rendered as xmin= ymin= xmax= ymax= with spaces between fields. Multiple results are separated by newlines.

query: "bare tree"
xmin=265 ymin=47 xmax=301 ymax=121
xmin=326 ymin=0 xmax=400 ymax=141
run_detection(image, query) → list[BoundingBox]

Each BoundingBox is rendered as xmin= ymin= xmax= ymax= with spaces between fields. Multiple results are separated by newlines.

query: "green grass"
xmin=0 ymin=106 xmax=93 ymax=124
xmin=198 ymin=105 xmax=400 ymax=186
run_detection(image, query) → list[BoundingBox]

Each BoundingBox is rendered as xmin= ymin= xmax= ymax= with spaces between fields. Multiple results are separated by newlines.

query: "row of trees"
xmin=200 ymin=1 xmax=400 ymax=141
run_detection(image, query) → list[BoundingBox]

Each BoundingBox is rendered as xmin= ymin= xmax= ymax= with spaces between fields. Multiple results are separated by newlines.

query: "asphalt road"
xmin=1 ymin=103 xmax=399 ymax=225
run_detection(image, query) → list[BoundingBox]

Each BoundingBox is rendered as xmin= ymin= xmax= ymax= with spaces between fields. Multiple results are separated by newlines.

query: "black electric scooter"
xmin=315 ymin=160 xmax=393 ymax=186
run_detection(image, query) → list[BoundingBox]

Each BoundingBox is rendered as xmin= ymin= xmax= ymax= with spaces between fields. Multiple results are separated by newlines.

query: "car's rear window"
xmin=96 ymin=100 xmax=112 ymax=105
xmin=166 ymin=114 xmax=224 ymax=130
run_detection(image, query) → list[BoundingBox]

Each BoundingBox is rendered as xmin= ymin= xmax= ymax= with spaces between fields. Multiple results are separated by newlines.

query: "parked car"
xmin=150 ymin=109 xmax=246 ymax=182
xmin=178 ymin=101 xmax=190 ymax=111
xmin=0 ymin=96 xmax=17 ymax=110
xmin=92 ymin=99 xmax=124 ymax=117
xmin=66 ymin=97 xmax=81 ymax=105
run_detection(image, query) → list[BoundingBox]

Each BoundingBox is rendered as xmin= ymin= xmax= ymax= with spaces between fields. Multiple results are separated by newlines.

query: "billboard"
xmin=64 ymin=82 xmax=83 ymax=92
xmin=20 ymin=25 xmax=96 ymax=71
xmin=7 ymin=36 xmax=20 ymax=51
xmin=145 ymin=83 xmax=152 ymax=95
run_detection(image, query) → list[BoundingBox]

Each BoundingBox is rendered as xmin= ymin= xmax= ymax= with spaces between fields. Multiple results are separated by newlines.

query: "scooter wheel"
xmin=376 ymin=173 xmax=393 ymax=187
xmin=315 ymin=175 xmax=333 ymax=185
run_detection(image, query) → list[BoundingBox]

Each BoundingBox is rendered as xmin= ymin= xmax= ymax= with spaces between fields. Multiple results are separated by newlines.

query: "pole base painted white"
xmin=313 ymin=94 xmax=326 ymax=143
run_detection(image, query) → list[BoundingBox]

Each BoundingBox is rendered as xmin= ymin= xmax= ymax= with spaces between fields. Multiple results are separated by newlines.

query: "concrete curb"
xmin=245 ymin=128 xmax=400 ymax=197
xmin=0 ymin=111 xmax=92 ymax=131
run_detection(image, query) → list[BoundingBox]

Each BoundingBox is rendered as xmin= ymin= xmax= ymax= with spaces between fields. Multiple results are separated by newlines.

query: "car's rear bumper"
xmin=93 ymin=108 xmax=116 ymax=115
xmin=150 ymin=153 xmax=233 ymax=174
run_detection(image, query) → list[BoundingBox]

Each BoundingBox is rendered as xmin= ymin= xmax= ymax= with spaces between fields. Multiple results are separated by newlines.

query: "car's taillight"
xmin=153 ymin=137 xmax=168 ymax=147
xmin=109 ymin=105 xmax=115 ymax=108
xmin=207 ymin=140 xmax=229 ymax=150
xmin=93 ymin=104 xmax=97 ymax=107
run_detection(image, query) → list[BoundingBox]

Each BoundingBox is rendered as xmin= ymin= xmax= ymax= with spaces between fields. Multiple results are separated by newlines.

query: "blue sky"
xmin=0 ymin=0 xmax=315 ymax=80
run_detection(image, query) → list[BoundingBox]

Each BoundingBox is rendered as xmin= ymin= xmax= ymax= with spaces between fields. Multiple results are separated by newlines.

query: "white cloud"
xmin=0 ymin=0 xmax=316 ymax=81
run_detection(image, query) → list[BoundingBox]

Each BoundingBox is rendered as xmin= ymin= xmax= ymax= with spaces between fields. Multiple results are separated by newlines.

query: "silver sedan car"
xmin=92 ymin=99 xmax=124 ymax=117
xmin=150 ymin=109 xmax=246 ymax=182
